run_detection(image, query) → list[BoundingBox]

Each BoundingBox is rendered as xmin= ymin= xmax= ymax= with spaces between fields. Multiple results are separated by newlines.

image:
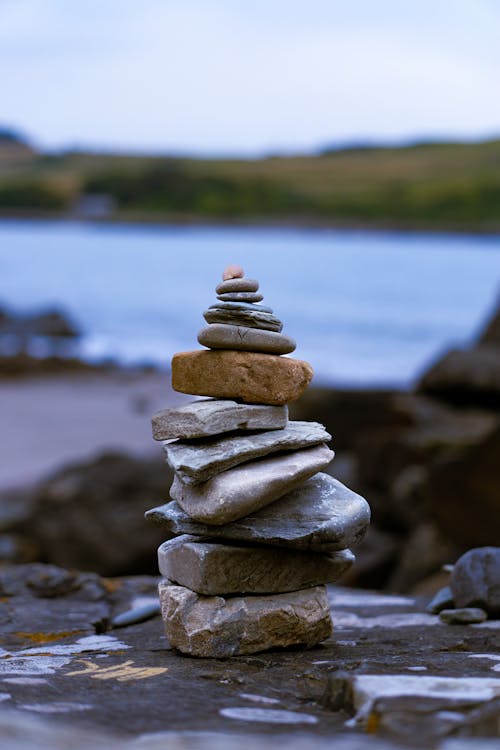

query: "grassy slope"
xmin=1 ymin=139 xmax=500 ymax=230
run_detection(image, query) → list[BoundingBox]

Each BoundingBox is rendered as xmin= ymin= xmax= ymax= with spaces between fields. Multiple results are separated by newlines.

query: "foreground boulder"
xmin=450 ymin=547 xmax=500 ymax=615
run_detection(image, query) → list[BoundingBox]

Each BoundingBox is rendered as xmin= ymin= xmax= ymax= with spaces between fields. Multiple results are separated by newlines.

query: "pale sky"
xmin=1 ymin=0 xmax=499 ymax=155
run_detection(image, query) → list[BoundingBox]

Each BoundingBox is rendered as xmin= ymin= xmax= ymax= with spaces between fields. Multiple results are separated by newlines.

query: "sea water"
xmin=0 ymin=219 xmax=498 ymax=386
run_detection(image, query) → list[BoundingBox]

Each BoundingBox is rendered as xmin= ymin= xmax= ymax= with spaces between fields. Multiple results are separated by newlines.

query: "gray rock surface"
xmin=198 ymin=324 xmax=296 ymax=355
xmin=216 ymin=277 xmax=259 ymax=294
xmin=204 ymin=306 xmax=283 ymax=332
xmin=2 ymin=563 xmax=500 ymax=747
xmin=439 ymin=607 xmax=488 ymax=624
xmin=157 ymin=536 xmax=354 ymax=595
xmin=450 ymin=547 xmax=500 ymax=615
xmin=152 ymin=399 xmax=288 ymax=440
xmin=169 ymin=444 xmax=334 ymax=524
xmin=426 ymin=585 xmax=454 ymax=614
xmin=164 ymin=420 xmax=331 ymax=484
xmin=217 ymin=292 xmax=264 ymax=303
xmin=158 ymin=580 xmax=332 ymax=657
xmin=147 ymin=473 xmax=370 ymax=550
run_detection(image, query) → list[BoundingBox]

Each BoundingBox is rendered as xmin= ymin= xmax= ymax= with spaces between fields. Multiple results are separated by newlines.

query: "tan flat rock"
xmin=171 ymin=350 xmax=313 ymax=405
xmin=170 ymin=443 xmax=334 ymax=525
xmin=158 ymin=580 xmax=332 ymax=657
xmin=158 ymin=535 xmax=354 ymax=595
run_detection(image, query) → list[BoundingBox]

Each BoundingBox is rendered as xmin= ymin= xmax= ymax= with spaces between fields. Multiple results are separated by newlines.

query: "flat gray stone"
xmin=217 ymin=292 xmax=264 ymax=303
xmin=451 ymin=547 xmax=500 ymax=615
xmin=169 ymin=444 xmax=334 ymax=524
xmin=146 ymin=472 xmax=371 ymax=551
xmin=204 ymin=306 xmax=282 ymax=333
xmin=158 ymin=536 xmax=354 ymax=595
xmin=158 ymin=580 xmax=332 ymax=657
xmin=198 ymin=324 xmax=295 ymax=355
xmin=164 ymin=420 xmax=330 ymax=484
xmin=151 ymin=399 xmax=288 ymax=440
xmin=209 ymin=301 xmax=273 ymax=313
xmin=439 ymin=607 xmax=488 ymax=624
xmin=216 ymin=278 xmax=259 ymax=294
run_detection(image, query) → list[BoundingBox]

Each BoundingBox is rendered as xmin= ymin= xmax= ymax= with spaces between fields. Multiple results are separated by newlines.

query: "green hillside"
xmin=1 ymin=138 xmax=499 ymax=231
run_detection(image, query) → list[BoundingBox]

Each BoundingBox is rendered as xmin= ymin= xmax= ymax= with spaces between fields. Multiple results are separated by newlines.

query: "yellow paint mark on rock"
xmin=13 ymin=631 xmax=84 ymax=645
xmin=65 ymin=659 xmax=168 ymax=682
xmin=366 ymin=711 xmax=380 ymax=734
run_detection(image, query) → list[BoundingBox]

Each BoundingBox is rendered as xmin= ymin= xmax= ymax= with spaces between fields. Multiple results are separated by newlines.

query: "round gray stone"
xmin=216 ymin=278 xmax=259 ymax=294
xmin=198 ymin=324 xmax=295 ymax=355
xmin=217 ymin=292 xmax=264 ymax=303
xmin=450 ymin=547 xmax=500 ymax=615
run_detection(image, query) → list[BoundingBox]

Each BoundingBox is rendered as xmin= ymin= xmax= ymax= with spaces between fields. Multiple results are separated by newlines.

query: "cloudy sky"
xmin=1 ymin=0 xmax=499 ymax=155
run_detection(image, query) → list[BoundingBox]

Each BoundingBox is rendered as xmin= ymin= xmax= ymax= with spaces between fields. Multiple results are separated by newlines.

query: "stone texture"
xmin=198 ymin=324 xmax=296 ymax=355
xmin=216 ymin=278 xmax=259 ymax=294
xmin=146 ymin=473 xmax=371 ymax=551
xmin=158 ymin=579 xmax=332 ymax=657
xmin=204 ymin=306 xmax=283 ymax=332
xmin=170 ymin=444 xmax=334 ymax=524
xmin=152 ymin=399 xmax=288 ymax=440
xmin=439 ymin=607 xmax=488 ymax=624
xmin=450 ymin=547 xmax=500 ymax=615
xmin=171 ymin=350 xmax=314 ymax=405
xmin=157 ymin=536 xmax=354 ymax=595
xmin=217 ymin=292 xmax=264 ymax=303
xmin=164 ymin=420 xmax=331 ymax=484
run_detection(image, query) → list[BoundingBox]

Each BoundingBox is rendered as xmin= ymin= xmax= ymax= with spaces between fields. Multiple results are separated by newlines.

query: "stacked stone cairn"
xmin=146 ymin=264 xmax=371 ymax=658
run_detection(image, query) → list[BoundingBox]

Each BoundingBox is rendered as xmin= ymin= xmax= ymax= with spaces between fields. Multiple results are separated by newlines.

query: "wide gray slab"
xmin=152 ymin=399 xmax=288 ymax=440
xmin=158 ymin=535 xmax=354 ymax=595
xmin=170 ymin=444 xmax=334 ymax=524
xmin=146 ymin=472 xmax=370 ymax=550
xmin=204 ymin=306 xmax=283 ymax=333
xmin=158 ymin=580 xmax=332 ymax=657
xmin=164 ymin=420 xmax=331 ymax=484
xmin=216 ymin=277 xmax=259 ymax=294
xmin=198 ymin=324 xmax=296 ymax=355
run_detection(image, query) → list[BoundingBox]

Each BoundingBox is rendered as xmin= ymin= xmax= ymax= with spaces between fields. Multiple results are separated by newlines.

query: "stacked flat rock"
xmin=146 ymin=265 xmax=371 ymax=657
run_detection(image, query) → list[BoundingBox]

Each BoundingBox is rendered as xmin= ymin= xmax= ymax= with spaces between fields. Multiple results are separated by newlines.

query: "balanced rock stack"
xmin=146 ymin=265 xmax=370 ymax=658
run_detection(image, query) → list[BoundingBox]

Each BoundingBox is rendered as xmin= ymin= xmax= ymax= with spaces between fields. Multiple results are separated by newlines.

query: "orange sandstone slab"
xmin=171 ymin=350 xmax=313 ymax=405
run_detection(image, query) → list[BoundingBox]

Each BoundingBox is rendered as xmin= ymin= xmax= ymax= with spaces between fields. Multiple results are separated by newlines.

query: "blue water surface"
xmin=0 ymin=219 xmax=499 ymax=386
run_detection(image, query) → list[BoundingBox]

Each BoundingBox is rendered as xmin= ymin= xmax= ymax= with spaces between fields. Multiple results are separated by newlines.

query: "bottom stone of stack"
xmin=158 ymin=580 xmax=332 ymax=657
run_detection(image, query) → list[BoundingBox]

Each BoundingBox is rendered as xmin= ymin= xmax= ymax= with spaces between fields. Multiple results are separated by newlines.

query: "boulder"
xmin=450 ymin=547 xmax=500 ymax=615
xmin=158 ymin=580 xmax=332 ymax=657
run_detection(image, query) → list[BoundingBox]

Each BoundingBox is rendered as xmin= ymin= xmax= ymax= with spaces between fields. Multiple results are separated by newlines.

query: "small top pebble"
xmin=223 ymin=264 xmax=244 ymax=281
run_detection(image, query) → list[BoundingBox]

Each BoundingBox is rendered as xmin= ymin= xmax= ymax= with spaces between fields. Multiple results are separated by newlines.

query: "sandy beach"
xmin=0 ymin=370 xmax=189 ymax=489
